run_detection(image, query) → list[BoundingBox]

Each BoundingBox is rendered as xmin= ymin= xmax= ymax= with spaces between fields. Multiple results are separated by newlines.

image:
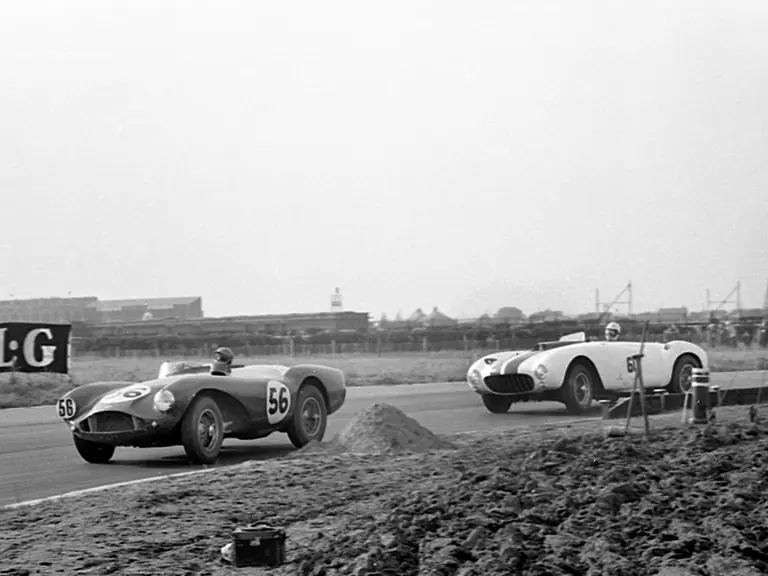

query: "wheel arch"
xmin=562 ymin=355 xmax=607 ymax=394
xmin=182 ymin=388 xmax=251 ymax=431
xmin=297 ymin=376 xmax=329 ymax=412
xmin=667 ymin=352 xmax=703 ymax=388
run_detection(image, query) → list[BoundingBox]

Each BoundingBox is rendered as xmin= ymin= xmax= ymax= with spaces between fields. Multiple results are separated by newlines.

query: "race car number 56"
xmin=57 ymin=397 xmax=77 ymax=419
xmin=266 ymin=381 xmax=291 ymax=425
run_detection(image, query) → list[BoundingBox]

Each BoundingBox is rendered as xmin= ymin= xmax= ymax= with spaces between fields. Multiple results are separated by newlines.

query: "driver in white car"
xmin=605 ymin=322 xmax=621 ymax=342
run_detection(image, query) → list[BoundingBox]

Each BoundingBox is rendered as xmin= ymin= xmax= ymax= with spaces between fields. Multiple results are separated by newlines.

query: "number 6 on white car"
xmin=267 ymin=381 xmax=291 ymax=424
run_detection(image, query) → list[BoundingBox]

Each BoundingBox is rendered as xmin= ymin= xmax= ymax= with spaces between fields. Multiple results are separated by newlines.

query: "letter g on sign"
xmin=24 ymin=329 xmax=57 ymax=368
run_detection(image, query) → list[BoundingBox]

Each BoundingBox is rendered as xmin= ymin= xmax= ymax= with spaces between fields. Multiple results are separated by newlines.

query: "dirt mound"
xmin=335 ymin=402 xmax=456 ymax=454
xmin=5 ymin=412 xmax=768 ymax=576
xmin=295 ymin=422 xmax=768 ymax=576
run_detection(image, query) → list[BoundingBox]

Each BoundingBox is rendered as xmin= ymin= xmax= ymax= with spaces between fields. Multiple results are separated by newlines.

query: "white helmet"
xmin=605 ymin=322 xmax=621 ymax=341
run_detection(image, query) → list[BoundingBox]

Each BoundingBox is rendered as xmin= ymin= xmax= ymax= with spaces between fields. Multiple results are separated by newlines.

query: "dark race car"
xmin=55 ymin=360 xmax=346 ymax=464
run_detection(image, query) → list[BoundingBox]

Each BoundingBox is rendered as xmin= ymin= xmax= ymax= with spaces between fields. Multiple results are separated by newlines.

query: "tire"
xmin=180 ymin=395 xmax=224 ymax=464
xmin=287 ymin=383 xmax=328 ymax=449
xmin=668 ymin=354 xmax=702 ymax=394
xmin=481 ymin=394 xmax=513 ymax=414
xmin=560 ymin=362 xmax=595 ymax=415
xmin=73 ymin=436 xmax=115 ymax=464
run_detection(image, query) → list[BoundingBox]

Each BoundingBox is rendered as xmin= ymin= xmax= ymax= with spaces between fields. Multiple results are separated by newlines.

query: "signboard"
xmin=0 ymin=322 xmax=72 ymax=374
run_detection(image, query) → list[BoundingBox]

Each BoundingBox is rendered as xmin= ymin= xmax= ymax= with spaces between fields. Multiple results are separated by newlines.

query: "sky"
xmin=2 ymin=0 xmax=767 ymax=320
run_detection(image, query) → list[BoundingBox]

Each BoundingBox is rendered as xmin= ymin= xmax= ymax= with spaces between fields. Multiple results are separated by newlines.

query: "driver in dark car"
xmin=211 ymin=346 xmax=235 ymax=376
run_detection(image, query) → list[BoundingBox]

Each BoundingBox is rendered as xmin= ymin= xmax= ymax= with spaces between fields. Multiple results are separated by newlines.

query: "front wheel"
xmin=481 ymin=394 xmax=513 ymax=414
xmin=181 ymin=395 xmax=224 ymax=464
xmin=668 ymin=354 xmax=702 ymax=394
xmin=287 ymin=383 xmax=328 ymax=448
xmin=560 ymin=362 xmax=595 ymax=415
xmin=73 ymin=436 xmax=115 ymax=464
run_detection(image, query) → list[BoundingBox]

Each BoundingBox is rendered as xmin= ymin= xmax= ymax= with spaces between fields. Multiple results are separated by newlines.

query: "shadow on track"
xmin=105 ymin=443 xmax=296 ymax=469
xmin=507 ymin=406 xmax=603 ymax=418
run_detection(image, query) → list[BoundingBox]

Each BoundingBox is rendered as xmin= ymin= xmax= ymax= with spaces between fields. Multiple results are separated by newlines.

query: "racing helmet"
xmin=214 ymin=346 xmax=235 ymax=365
xmin=604 ymin=322 xmax=621 ymax=341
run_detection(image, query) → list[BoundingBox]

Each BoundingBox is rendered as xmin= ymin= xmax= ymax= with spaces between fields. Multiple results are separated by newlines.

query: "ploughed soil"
xmin=2 ymin=404 xmax=768 ymax=576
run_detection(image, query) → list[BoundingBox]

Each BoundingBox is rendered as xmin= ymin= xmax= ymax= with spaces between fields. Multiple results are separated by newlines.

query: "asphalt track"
xmin=1 ymin=371 xmax=766 ymax=507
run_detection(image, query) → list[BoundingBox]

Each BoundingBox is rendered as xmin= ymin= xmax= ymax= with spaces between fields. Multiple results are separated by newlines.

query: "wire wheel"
xmin=300 ymin=397 xmax=322 ymax=437
xmin=561 ymin=363 xmax=594 ymax=415
xmin=181 ymin=395 xmax=224 ymax=464
xmin=574 ymin=373 xmax=591 ymax=405
xmin=287 ymin=383 xmax=328 ymax=449
xmin=198 ymin=408 xmax=219 ymax=451
xmin=669 ymin=354 xmax=702 ymax=394
xmin=678 ymin=364 xmax=693 ymax=393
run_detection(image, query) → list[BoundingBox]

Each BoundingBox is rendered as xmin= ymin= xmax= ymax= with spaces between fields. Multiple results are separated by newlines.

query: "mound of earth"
xmin=334 ymin=402 xmax=457 ymax=454
xmin=296 ymin=421 xmax=768 ymax=576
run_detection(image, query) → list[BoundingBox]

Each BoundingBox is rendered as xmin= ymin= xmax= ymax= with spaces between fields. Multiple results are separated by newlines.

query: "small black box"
xmin=232 ymin=524 xmax=287 ymax=568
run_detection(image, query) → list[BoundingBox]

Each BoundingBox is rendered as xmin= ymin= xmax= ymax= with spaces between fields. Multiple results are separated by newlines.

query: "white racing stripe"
xmin=2 ymin=415 xmax=605 ymax=510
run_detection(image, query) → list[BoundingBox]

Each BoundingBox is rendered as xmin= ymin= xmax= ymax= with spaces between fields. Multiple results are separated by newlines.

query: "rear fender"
xmin=661 ymin=341 xmax=709 ymax=377
xmin=283 ymin=365 xmax=346 ymax=414
xmin=284 ymin=364 xmax=344 ymax=385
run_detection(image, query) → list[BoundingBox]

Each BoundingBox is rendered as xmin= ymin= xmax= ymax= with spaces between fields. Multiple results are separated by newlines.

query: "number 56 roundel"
xmin=266 ymin=381 xmax=291 ymax=424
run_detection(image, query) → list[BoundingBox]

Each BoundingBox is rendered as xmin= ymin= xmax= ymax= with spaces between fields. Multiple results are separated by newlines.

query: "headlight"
xmin=153 ymin=389 xmax=175 ymax=412
xmin=468 ymin=369 xmax=482 ymax=388
xmin=533 ymin=364 xmax=548 ymax=381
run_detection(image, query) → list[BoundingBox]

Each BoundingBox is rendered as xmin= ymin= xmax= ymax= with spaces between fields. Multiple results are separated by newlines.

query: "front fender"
xmin=516 ymin=349 xmax=574 ymax=389
xmin=59 ymin=381 xmax=138 ymax=422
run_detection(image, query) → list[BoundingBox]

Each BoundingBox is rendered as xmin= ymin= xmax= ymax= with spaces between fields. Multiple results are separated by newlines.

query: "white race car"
xmin=467 ymin=332 xmax=708 ymax=415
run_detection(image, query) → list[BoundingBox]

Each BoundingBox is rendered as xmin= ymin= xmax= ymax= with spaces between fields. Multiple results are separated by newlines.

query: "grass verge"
xmin=2 ymin=404 xmax=767 ymax=575
xmin=1 ymin=347 xmax=766 ymax=410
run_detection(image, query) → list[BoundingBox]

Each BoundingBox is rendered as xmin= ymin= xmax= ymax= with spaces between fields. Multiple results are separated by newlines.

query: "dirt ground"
xmin=2 ymin=405 xmax=768 ymax=576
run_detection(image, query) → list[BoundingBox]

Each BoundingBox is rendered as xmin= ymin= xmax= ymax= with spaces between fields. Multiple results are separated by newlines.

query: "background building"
xmin=0 ymin=296 xmax=203 ymax=323
xmin=0 ymin=297 xmax=101 ymax=323
xmin=87 ymin=311 xmax=371 ymax=338
xmin=95 ymin=297 xmax=203 ymax=322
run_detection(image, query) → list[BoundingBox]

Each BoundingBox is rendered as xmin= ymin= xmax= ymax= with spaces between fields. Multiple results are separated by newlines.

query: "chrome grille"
xmin=87 ymin=412 xmax=136 ymax=433
xmin=484 ymin=374 xmax=535 ymax=395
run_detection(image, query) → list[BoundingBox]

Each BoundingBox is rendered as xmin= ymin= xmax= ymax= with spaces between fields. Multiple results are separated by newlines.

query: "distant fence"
xmin=69 ymin=317 xmax=768 ymax=359
xmin=73 ymin=333 xmax=732 ymax=360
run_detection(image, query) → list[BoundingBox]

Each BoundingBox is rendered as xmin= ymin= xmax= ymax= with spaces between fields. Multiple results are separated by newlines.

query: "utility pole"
xmin=706 ymin=281 xmax=741 ymax=319
xmin=596 ymin=282 xmax=633 ymax=317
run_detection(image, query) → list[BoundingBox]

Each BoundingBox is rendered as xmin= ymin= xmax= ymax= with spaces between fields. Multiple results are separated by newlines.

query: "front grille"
xmin=484 ymin=374 xmax=536 ymax=395
xmin=85 ymin=412 xmax=137 ymax=433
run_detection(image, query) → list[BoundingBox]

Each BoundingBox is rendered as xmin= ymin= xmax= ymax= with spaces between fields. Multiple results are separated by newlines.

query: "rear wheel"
xmin=181 ymin=395 xmax=224 ymax=464
xmin=73 ymin=436 xmax=115 ymax=464
xmin=287 ymin=383 xmax=328 ymax=448
xmin=668 ymin=354 xmax=702 ymax=394
xmin=560 ymin=362 xmax=595 ymax=415
xmin=481 ymin=394 xmax=513 ymax=414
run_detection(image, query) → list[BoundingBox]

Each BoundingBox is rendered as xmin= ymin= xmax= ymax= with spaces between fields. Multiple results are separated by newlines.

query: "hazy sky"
xmin=2 ymin=0 xmax=767 ymax=319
